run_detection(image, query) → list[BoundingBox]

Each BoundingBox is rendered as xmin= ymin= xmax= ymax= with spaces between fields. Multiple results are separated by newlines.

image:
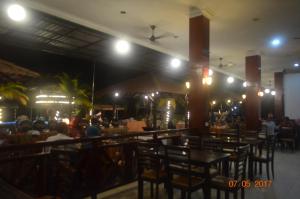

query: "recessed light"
xmin=270 ymin=38 xmax=281 ymax=47
xmin=115 ymin=39 xmax=130 ymax=55
xmin=170 ymin=58 xmax=181 ymax=68
xmin=227 ymin=76 xmax=234 ymax=84
xmin=294 ymin=63 xmax=299 ymax=67
xmin=7 ymin=4 xmax=26 ymax=22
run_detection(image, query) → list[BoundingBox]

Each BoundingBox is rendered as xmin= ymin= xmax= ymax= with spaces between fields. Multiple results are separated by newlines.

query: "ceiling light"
xmin=294 ymin=63 xmax=299 ymax=67
xmin=212 ymin=100 xmax=216 ymax=105
xmin=242 ymin=94 xmax=246 ymax=99
xmin=185 ymin=81 xmax=190 ymax=89
xmin=264 ymin=88 xmax=270 ymax=94
xmin=144 ymin=95 xmax=148 ymax=99
xmin=258 ymin=91 xmax=264 ymax=97
xmin=115 ymin=39 xmax=130 ymax=55
xmin=239 ymin=101 xmax=243 ymax=104
xmin=7 ymin=4 xmax=26 ymax=22
xmin=227 ymin=99 xmax=231 ymax=103
xmin=270 ymin=38 xmax=281 ymax=47
xmin=271 ymin=90 xmax=276 ymax=96
xmin=170 ymin=58 xmax=181 ymax=68
xmin=208 ymin=69 xmax=213 ymax=76
xmin=243 ymin=81 xmax=247 ymax=87
xmin=114 ymin=92 xmax=119 ymax=97
xmin=227 ymin=76 xmax=234 ymax=84
xmin=151 ymin=93 xmax=155 ymax=97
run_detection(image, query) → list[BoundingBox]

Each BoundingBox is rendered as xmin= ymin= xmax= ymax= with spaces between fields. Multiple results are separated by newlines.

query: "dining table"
xmin=156 ymin=148 xmax=230 ymax=199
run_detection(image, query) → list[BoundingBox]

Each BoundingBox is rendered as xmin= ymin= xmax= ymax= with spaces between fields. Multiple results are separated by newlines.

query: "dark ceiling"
xmin=0 ymin=2 xmax=188 ymax=88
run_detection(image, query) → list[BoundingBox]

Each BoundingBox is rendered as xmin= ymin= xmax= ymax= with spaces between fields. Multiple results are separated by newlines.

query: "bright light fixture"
xmin=258 ymin=91 xmax=264 ymax=97
xmin=114 ymin=92 xmax=119 ymax=97
xmin=271 ymin=38 xmax=281 ymax=47
xmin=239 ymin=101 xmax=242 ymax=104
xmin=227 ymin=76 xmax=234 ymax=84
xmin=227 ymin=99 xmax=231 ymax=103
xmin=264 ymin=88 xmax=270 ymax=94
xmin=271 ymin=90 xmax=276 ymax=96
xmin=242 ymin=94 xmax=246 ymax=99
xmin=151 ymin=93 xmax=155 ymax=97
xmin=243 ymin=81 xmax=247 ymax=87
xmin=115 ymin=39 xmax=130 ymax=55
xmin=212 ymin=100 xmax=216 ymax=105
xmin=208 ymin=69 xmax=213 ymax=76
xmin=185 ymin=81 xmax=190 ymax=89
xmin=7 ymin=4 xmax=26 ymax=22
xmin=170 ymin=58 xmax=181 ymax=68
xmin=144 ymin=95 xmax=148 ymax=99
xmin=294 ymin=63 xmax=299 ymax=67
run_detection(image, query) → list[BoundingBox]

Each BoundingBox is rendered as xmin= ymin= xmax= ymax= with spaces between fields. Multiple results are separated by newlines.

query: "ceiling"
xmin=3 ymin=0 xmax=300 ymax=86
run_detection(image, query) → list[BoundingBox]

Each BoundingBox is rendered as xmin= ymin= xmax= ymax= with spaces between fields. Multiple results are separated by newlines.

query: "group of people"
xmin=0 ymin=116 xmax=103 ymax=146
xmin=261 ymin=113 xmax=297 ymax=136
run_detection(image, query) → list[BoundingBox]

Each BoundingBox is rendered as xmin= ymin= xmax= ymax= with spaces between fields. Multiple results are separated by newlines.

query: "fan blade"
xmin=154 ymin=32 xmax=173 ymax=40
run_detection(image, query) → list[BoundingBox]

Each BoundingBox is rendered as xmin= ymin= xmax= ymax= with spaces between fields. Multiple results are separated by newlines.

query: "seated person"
xmin=16 ymin=120 xmax=33 ymax=134
xmin=262 ymin=113 xmax=276 ymax=136
xmin=46 ymin=122 xmax=72 ymax=142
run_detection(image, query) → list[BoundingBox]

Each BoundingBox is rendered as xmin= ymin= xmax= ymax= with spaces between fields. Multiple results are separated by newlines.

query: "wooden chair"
xmin=165 ymin=145 xmax=205 ymax=199
xmin=278 ymin=127 xmax=296 ymax=152
xmin=252 ymin=136 xmax=275 ymax=179
xmin=210 ymin=145 xmax=249 ymax=199
xmin=137 ymin=142 xmax=167 ymax=199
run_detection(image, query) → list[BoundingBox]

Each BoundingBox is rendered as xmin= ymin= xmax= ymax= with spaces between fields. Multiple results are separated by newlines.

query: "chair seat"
xmin=171 ymin=175 xmax=205 ymax=190
xmin=210 ymin=175 xmax=239 ymax=191
xmin=141 ymin=169 xmax=167 ymax=181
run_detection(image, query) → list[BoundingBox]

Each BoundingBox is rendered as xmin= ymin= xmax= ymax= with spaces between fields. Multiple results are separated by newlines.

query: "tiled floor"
xmin=96 ymin=150 xmax=300 ymax=199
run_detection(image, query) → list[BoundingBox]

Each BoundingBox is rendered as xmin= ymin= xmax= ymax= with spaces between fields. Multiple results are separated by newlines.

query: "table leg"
xmin=203 ymin=165 xmax=211 ymax=199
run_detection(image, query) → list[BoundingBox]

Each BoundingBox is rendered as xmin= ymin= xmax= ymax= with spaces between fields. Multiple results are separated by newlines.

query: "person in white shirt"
xmin=262 ymin=113 xmax=276 ymax=136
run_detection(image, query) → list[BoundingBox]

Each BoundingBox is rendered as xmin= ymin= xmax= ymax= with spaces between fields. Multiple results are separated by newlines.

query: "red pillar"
xmin=189 ymin=15 xmax=210 ymax=132
xmin=274 ymin=72 xmax=284 ymax=121
xmin=245 ymin=55 xmax=261 ymax=130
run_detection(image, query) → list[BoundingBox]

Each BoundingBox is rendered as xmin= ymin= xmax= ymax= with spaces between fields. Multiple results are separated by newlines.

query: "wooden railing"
xmin=0 ymin=128 xmax=189 ymax=198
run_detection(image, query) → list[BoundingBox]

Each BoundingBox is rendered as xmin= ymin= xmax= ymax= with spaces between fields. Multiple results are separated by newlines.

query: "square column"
xmin=245 ymin=55 xmax=261 ymax=130
xmin=189 ymin=14 xmax=210 ymax=131
xmin=274 ymin=72 xmax=284 ymax=120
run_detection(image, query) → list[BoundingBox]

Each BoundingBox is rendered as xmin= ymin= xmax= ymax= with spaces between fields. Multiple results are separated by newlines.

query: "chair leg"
xmin=181 ymin=190 xmax=186 ymax=199
xmin=138 ymin=179 xmax=143 ymax=199
xmin=259 ymin=162 xmax=262 ymax=175
xmin=266 ymin=162 xmax=270 ymax=180
xmin=241 ymin=188 xmax=245 ymax=199
xmin=155 ymin=183 xmax=159 ymax=199
xmin=271 ymin=160 xmax=275 ymax=179
xmin=217 ymin=190 xmax=220 ymax=199
xmin=187 ymin=191 xmax=191 ymax=199
xmin=150 ymin=182 xmax=153 ymax=198
xmin=234 ymin=191 xmax=238 ymax=199
xmin=225 ymin=191 xmax=229 ymax=199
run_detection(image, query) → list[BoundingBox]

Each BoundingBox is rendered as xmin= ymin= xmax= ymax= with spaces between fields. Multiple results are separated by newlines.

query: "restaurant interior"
xmin=0 ymin=0 xmax=300 ymax=199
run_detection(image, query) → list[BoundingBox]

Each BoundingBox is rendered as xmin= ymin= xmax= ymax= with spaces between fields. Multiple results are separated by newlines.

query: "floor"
xmin=94 ymin=150 xmax=300 ymax=199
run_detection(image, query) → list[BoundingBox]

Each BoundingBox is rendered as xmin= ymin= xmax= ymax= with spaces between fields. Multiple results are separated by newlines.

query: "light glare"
xmin=170 ymin=58 xmax=181 ymax=68
xmin=7 ymin=4 xmax=26 ymax=22
xmin=264 ymin=88 xmax=270 ymax=94
xmin=115 ymin=39 xmax=130 ymax=55
xmin=227 ymin=77 xmax=234 ymax=84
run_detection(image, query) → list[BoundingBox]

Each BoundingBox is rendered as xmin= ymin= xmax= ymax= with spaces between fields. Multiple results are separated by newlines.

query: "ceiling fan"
xmin=147 ymin=25 xmax=178 ymax=42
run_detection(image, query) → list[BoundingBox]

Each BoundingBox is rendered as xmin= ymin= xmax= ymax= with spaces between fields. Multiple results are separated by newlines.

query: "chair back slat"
xmin=136 ymin=142 xmax=161 ymax=176
xmin=165 ymin=145 xmax=192 ymax=186
xmin=234 ymin=145 xmax=249 ymax=182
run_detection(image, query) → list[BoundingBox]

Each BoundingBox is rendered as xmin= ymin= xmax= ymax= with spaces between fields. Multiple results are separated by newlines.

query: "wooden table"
xmin=153 ymin=149 xmax=230 ymax=199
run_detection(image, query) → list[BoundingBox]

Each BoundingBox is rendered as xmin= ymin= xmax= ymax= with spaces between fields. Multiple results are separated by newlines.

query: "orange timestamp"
xmin=228 ymin=180 xmax=272 ymax=188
